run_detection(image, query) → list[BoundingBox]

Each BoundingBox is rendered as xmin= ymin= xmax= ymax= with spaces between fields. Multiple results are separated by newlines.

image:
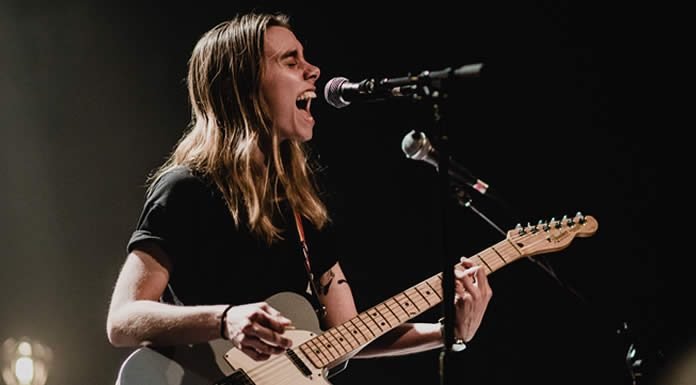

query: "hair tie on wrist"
xmin=220 ymin=304 xmax=234 ymax=339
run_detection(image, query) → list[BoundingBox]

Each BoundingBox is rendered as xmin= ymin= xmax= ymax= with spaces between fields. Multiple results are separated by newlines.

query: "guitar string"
xmin=245 ymin=275 xmax=446 ymax=382
xmin=243 ymin=353 xmax=295 ymax=383
xmin=244 ymin=289 xmax=437 ymax=382
xmin=238 ymin=223 xmax=580 ymax=383
xmin=246 ymin=351 xmax=323 ymax=384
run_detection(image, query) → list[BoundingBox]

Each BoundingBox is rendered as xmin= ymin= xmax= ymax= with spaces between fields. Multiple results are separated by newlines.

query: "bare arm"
xmin=106 ymin=242 xmax=292 ymax=360
xmin=318 ymin=258 xmax=491 ymax=359
xmin=106 ymin=243 xmax=227 ymax=347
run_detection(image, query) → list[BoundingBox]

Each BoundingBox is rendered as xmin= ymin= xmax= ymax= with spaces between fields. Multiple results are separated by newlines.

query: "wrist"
xmin=438 ymin=317 xmax=467 ymax=352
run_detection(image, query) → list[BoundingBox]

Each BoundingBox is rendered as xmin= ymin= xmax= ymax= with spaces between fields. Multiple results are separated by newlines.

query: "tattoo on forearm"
xmin=317 ymin=270 xmax=335 ymax=295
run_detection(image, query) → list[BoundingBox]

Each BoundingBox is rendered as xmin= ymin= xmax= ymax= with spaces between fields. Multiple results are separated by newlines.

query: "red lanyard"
xmin=293 ymin=210 xmax=327 ymax=318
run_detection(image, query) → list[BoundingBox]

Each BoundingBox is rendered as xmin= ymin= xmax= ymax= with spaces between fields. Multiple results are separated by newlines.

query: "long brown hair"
xmin=149 ymin=12 xmax=329 ymax=244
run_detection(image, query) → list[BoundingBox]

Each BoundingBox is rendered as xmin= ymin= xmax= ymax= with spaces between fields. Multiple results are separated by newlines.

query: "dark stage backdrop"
xmin=0 ymin=1 xmax=673 ymax=385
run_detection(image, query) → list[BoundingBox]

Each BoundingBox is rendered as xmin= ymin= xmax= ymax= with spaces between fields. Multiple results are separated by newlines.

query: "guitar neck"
xmin=298 ymin=238 xmax=524 ymax=369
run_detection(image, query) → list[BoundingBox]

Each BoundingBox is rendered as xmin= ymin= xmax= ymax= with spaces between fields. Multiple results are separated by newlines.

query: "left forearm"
xmin=354 ymin=323 xmax=442 ymax=358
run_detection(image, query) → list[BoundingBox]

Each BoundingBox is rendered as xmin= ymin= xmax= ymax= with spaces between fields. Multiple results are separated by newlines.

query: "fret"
xmin=481 ymin=247 xmax=506 ymax=265
xmin=502 ymin=240 xmax=523 ymax=261
xmin=358 ymin=312 xmax=383 ymax=336
xmin=477 ymin=249 xmax=498 ymax=270
xmin=309 ymin=338 xmax=332 ymax=365
xmin=394 ymin=293 xmax=420 ymax=317
xmin=425 ymin=275 xmax=443 ymax=298
xmin=346 ymin=319 xmax=369 ymax=344
xmin=490 ymin=246 xmax=507 ymax=263
xmin=293 ymin=214 xmax=597 ymax=372
xmin=367 ymin=307 xmax=392 ymax=329
xmin=375 ymin=303 xmax=399 ymax=325
xmin=385 ymin=298 xmax=409 ymax=322
xmin=302 ymin=339 xmax=329 ymax=367
xmin=415 ymin=282 xmax=440 ymax=306
xmin=353 ymin=315 xmax=376 ymax=338
xmin=473 ymin=253 xmax=493 ymax=274
xmin=326 ymin=329 xmax=350 ymax=355
xmin=403 ymin=287 xmax=429 ymax=311
xmin=336 ymin=324 xmax=360 ymax=349
xmin=316 ymin=334 xmax=340 ymax=360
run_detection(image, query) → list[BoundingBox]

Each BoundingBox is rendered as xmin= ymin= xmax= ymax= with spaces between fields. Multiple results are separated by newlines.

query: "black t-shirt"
xmin=126 ymin=166 xmax=339 ymax=307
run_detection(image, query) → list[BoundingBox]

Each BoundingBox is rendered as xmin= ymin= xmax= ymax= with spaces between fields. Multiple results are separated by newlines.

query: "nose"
xmin=304 ymin=61 xmax=320 ymax=83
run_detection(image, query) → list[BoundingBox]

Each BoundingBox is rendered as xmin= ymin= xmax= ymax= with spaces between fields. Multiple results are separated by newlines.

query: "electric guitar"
xmin=116 ymin=212 xmax=598 ymax=385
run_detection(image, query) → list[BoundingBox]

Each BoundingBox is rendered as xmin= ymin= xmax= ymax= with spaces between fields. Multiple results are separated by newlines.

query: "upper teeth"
xmin=296 ymin=91 xmax=316 ymax=101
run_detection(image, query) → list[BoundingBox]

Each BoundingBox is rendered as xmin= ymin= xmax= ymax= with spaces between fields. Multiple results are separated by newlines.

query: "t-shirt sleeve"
xmin=127 ymin=168 xmax=207 ymax=261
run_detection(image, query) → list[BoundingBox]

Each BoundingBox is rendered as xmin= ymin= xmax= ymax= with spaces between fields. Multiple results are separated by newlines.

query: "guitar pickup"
xmin=287 ymin=349 xmax=313 ymax=377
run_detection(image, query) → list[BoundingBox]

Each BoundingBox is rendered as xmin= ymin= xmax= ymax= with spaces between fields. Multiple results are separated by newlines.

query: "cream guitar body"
xmin=116 ymin=213 xmax=598 ymax=385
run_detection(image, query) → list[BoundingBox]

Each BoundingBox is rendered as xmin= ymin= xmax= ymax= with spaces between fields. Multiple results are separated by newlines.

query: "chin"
xmin=298 ymin=132 xmax=313 ymax=142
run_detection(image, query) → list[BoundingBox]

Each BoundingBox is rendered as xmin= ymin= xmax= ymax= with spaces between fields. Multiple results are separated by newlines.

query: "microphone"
xmin=401 ymin=130 xmax=492 ymax=197
xmin=324 ymin=77 xmax=379 ymax=109
xmin=324 ymin=63 xmax=483 ymax=109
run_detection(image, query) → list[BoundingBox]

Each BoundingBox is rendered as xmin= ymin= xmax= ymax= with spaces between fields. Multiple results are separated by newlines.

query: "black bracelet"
xmin=220 ymin=304 xmax=234 ymax=340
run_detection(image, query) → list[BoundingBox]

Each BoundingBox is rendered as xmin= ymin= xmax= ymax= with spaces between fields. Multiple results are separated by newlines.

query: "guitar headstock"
xmin=506 ymin=212 xmax=598 ymax=257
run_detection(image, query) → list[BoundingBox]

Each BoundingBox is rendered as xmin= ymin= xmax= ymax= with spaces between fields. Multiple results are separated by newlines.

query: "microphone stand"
xmin=399 ymin=64 xmax=483 ymax=385
xmin=452 ymin=180 xmax=656 ymax=385
xmin=400 ymin=63 xmax=651 ymax=385
xmin=432 ymin=99 xmax=457 ymax=385
xmin=414 ymin=69 xmax=458 ymax=385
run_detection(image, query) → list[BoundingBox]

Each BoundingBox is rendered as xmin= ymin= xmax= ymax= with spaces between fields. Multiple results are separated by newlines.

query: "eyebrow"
xmin=279 ymin=49 xmax=299 ymax=60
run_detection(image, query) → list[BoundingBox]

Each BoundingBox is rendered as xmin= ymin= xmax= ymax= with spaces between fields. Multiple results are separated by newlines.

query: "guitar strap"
xmin=293 ymin=209 xmax=328 ymax=320
xmin=293 ymin=210 xmax=350 ymax=379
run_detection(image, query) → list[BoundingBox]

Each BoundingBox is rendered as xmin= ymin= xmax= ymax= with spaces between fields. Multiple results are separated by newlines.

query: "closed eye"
xmin=280 ymin=49 xmax=300 ymax=68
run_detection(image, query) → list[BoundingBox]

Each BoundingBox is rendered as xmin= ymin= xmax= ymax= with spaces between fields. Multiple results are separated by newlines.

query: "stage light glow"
xmin=1 ymin=337 xmax=52 ymax=385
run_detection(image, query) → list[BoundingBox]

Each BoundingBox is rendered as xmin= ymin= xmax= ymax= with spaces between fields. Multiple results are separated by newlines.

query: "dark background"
xmin=0 ymin=1 xmax=675 ymax=385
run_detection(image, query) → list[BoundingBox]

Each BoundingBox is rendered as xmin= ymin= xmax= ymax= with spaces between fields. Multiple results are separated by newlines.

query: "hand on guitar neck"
xmin=114 ymin=213 xmax=598 ymax=385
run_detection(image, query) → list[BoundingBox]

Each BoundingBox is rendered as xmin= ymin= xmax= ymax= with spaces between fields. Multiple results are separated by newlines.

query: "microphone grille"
xmin=401 ymin=130 xmax=438 ymax=168
xmin=401 ymin=130 xmax=427 ymax=160
xmin=324 ymin=77 xmax=350 ymax=109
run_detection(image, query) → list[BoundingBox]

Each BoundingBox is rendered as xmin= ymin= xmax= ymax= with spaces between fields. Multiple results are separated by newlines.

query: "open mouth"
xmin=295 ymin=90 xmax=316 ymax=112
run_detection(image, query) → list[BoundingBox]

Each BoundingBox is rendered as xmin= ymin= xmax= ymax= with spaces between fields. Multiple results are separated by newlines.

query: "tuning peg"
xmin=529 ymin=221 xmax=539 ymax=233
xmin=516 ymin=223 xmax=525 ymax=235
xmin=566 ymin=215 xmax=574 ymax=226
xmin=576 ymin=211 xmax=586 ymax=224
xmin=550 ymin=217 xmax=561 ymax=229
